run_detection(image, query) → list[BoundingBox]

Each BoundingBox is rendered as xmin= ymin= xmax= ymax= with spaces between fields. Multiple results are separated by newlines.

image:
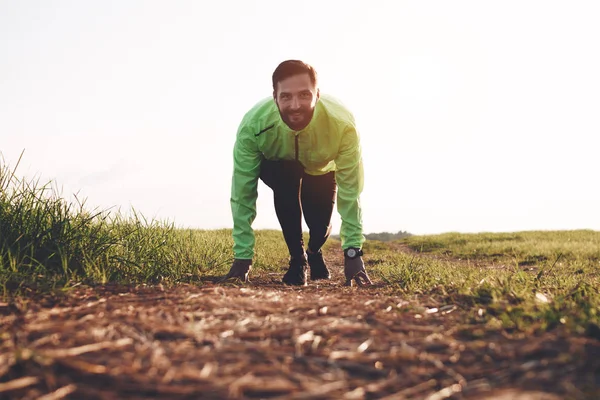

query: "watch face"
xmin=347 ymin=248 xmax=357 ymax=258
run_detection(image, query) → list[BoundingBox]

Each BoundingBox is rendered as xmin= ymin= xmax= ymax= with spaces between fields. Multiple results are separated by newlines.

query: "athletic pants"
xmin=259 ymin=160 xmax=337 ymax=259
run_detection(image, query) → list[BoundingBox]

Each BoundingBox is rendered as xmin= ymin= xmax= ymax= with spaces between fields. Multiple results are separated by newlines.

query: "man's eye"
xmin=300 ymin=93 xmax=311 ymax=99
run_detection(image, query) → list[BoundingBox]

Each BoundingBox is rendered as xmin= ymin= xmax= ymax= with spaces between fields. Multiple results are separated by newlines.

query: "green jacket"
xmin=231 ymin=94 xmax=365 ymax=259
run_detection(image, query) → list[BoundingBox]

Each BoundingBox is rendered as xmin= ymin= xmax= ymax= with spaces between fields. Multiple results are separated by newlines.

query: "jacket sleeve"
xmin=230 ymin=124 xmax=262 ymax=259
xmin=335 ymin=125 xmax=366 ymax=250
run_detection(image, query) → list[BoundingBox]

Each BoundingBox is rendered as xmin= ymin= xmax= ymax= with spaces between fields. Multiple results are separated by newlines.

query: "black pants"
xmin=260 ymin=160 xmax=337 ymax=259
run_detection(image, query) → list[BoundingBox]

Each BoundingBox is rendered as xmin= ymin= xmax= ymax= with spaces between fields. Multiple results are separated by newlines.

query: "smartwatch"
xmin=344 ymin=247 xmax=363 ymax=259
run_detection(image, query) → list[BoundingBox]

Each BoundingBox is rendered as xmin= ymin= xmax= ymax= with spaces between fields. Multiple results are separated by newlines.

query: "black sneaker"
xmin=308 ymin=250 xmax=331 ymax=280
xmin=282 ymin=254 xmax=308 ymax=286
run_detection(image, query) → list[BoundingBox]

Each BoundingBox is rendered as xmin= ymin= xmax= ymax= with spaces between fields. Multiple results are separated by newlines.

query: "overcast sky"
xmin=1 ymin=1 xmax=599 ymax=235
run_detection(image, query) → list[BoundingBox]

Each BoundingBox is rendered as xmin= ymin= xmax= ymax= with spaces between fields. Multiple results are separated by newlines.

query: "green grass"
xmin=402 ymin=230 xmax=600 ymax=265
xmin=361 ymin=232 xmax=600 ymax=336
xmin=2 ymin=154 xmax=600 ymax=337
xmin=0 ymin=154 xmax=316 ymax=293
xmin=0 ymin=154 xmax=290 ymax=293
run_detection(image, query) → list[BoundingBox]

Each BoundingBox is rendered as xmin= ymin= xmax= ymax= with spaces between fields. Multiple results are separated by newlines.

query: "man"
xmin=224 ymin=60 xmax=371 ymax=286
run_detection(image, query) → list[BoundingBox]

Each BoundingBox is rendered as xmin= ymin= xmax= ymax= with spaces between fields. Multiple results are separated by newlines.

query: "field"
xmin=1 ymin=158 xmax=600 ymax=399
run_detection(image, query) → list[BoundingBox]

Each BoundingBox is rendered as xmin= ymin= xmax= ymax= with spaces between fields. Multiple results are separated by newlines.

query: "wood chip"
xmin=425 ymin=383 xmax=462 ymax=400
xmin=40 ymin=338 xmax=133 ymax=358
xmin=37 ymin=384 xmax=77 ymax=400
xmin=0 ymin=376 xmax=39 ymax=393
xmin=379 ymin=379 xmax=437 ymax=399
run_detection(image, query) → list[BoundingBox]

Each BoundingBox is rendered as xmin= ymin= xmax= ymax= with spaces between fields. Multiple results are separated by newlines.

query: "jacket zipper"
xmin=295 ymin=134 xmax=299 ymax=161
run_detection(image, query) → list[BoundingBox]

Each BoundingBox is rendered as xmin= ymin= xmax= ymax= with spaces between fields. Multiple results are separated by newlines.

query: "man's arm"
xmin=334 ymin=125 xmax=365 ymax=250
xmin=231 ymin=125 xmax=262 ymax=259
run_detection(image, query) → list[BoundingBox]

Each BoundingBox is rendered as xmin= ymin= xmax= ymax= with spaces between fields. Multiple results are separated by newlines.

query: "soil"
xmin=1 ymin=250 xmax=599 ymax=399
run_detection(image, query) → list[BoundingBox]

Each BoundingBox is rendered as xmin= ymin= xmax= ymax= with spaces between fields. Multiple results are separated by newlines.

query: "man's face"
xmin=274 ymin=73 xmax=320 ymax=131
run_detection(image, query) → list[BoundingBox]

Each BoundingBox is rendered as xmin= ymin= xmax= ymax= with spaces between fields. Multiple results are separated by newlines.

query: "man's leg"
xmin=301 ymin=171 xmax=336 ymax=280
xmin=301 ymin=171 xmax=337 ymax=253
xmin=259 ymin=160 xmax=305 ymax=259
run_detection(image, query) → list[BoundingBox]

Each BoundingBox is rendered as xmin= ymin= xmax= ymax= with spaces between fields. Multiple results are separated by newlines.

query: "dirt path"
xmin=1 ymin=252 xmax=598 ymax=399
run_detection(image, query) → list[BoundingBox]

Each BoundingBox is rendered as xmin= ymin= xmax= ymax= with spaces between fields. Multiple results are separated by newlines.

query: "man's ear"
xmin=316 ymin=88 xmax=321 ymax=101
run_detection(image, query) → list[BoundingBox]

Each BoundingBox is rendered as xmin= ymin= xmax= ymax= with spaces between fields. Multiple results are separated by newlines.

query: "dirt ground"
xmin=1 ymin=251 xmax=599 ymax=399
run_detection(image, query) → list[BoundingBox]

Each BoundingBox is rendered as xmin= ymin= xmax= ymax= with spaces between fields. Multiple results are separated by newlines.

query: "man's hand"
xmin=219 ymin=259 xmax=252 ymax=283
xmin=344 ymin=256 xmax=372 ymax=286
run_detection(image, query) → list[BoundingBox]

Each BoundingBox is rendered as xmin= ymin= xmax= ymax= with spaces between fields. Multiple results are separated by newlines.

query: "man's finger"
xmin=360 ymin=272 xmax=373 ymax=285
xmin=354 ymin=272 xmax=372 ymax=286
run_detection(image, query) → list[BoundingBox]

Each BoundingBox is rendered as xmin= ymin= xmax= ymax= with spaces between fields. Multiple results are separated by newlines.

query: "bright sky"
xmin=2 ymin=1 xmax=599 ymax=235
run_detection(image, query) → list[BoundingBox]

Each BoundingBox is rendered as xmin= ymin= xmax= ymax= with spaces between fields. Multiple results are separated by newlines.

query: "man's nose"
xmin=290 ymin=97 xmax=300 ymax=110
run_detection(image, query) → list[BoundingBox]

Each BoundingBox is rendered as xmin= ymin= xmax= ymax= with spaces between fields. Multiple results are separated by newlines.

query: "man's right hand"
xmin=219 ymin=259 xmax=252 ymax=283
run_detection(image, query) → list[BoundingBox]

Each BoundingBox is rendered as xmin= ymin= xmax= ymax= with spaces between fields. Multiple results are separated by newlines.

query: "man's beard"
xmin=278 ymin=106 xmax=315 ymax=131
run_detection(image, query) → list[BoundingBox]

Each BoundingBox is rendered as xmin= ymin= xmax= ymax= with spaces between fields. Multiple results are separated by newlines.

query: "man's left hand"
xmin=344 ymin=256 xmax=372 ymax=286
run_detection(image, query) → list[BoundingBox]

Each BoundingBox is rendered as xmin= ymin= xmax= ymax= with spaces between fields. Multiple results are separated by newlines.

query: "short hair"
xmin=272 ymin=60 xmax=318 ymax=92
